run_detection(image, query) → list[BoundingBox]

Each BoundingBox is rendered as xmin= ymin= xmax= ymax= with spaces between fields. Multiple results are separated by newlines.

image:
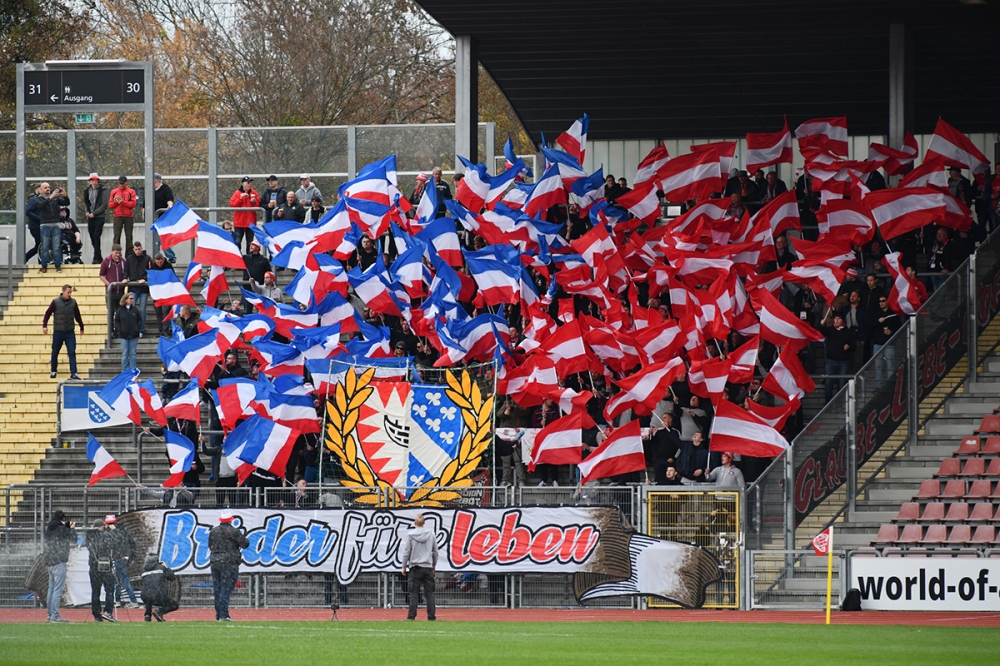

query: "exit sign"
xmin=75 ymin=113 xmax=94 ymax=124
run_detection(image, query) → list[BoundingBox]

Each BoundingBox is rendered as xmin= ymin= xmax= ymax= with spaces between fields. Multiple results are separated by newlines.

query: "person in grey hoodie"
xmin=400 ymin=514 xmax=437 ymax=621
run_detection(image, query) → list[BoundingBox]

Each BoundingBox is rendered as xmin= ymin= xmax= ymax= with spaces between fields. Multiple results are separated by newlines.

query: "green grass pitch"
xmin=0 ymin=621 xmax=994 ymax=665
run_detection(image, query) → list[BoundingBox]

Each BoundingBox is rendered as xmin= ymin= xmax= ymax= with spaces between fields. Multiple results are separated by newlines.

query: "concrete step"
xmin=847 ymin=510 xmax=898 ymax=523
xmin=923 ymin=417 xmax=984 ymax=437
xmin=944 ymin=399 xmax=998 ymax=417
xmin=961 ymin=381 xmax=1000 ymax=396
xmin=866 ymin=488 xmax=920 ymax=502
xmin=886 ymin=466 xmax=936 ymax=480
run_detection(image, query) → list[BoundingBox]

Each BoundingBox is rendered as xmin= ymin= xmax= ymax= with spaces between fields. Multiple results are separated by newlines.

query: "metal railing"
xmin=0 ymin=235 xmax=13 ymax=301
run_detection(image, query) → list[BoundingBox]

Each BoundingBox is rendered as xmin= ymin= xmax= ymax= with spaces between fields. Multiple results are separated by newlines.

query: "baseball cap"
xmin=300 ymin=173 xmax=310 ymax=180
xmin=118 ymin=175 xmax=128 ymax=183
xmin=264 ymin=271 xmax=275 ymax=281
xmin=249 ymin=241 xmax=261 ymax=250
xmin=267 ymin=175 xmax=278 ymax=181
xmin=153 ymin=173 xmax=163 ymax=181
xmin=88 ymin=173 xmax=100 ymax=181
xmin=104 ymin=514 xmax=117 ymax=524
xmin=416 ymin=172 xmax=428 ymax=182
xmin=219 ymin=512 xmax=234 ymax=523
xmin=241 ymin=176 xmax=253 ymax=183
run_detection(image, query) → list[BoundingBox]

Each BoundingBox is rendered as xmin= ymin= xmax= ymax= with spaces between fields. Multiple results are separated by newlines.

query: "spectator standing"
xmin=229 ymin=177 xmax=260 ymax=254
xmin=431 ymin=166 xmax=452 ymax=217
xmin=821 ymin=313 xmax=855 ymax=401
xmin=275 ymin=191 xmax=306 ymax=224
xmin=25 ymin=183 xmax=43 ymax=263
xmin=409 ymin=173 xmax=428 ymax=208
xmin=36 ymin=182 xmax=71 ymax=273
xmin=148 ymin=253 xmax=177 ymax=337
xmin=261 ymin=175 xmax=287 ymax=223
xmin=928 ymin=227 xmax=961 ymax=292
xmin=42 ymin=284 xmax=84 ymax=380
xmin=295 ymin=174 xmax=322 ymax=205
xmin=759 ymin=172 xmax=788 ymax=202
xmin=948 ymin=166 xmax=975 ymax=208
xmin=870 ymin=296 xmax=902 ymax=385
xmin=173 ymin=304 xmax=200 ymax=340
xmin=109 ymin=176 xmax=138 ymax=251
xmin=209 ymin=512 xmax=249 ymax=622
xmin=100 ymin=244 xmax=127 ymax=329
xmin=104 ymin=514 xmax=140 ymax=608
xmin=705 ymin=452 xmax=745 ymax=487
xmin=304 ymin=196 xmax=326 ymax=223
xmin=242 ymin=241 xmax=271 ymax=284
xmin=401 ymin=514 xmax=438 ymax=621
xmin=115 ymin=292 xmax=142 ymax=370
xmin=86 ymin=519 xmax=116 ymax=622
xmin=125 ymin=241 xmax=153 ymax=337
xmin=840 ymin=290 xmax=869 ymax=369
xmin=860 ymin=274 xmax=885 ymax=320
xmin=83 ymin=174 xmax=109 ymax=264
xmin=249 ymin=271 xmax=283 ymax=303
xmin=141 ymin=553 xmax=179 ymax=622
xmin=725 ymin=170 xmax=759 ymax=201
xmin=43 ymin=510 xmax=76 ymax=623
xmin=152 ymin=174 xmax=176 ymax=264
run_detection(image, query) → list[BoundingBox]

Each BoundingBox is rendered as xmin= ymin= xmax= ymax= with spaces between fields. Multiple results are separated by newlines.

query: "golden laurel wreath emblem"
xmin=324 ymin=367 xmax=494 ymax=506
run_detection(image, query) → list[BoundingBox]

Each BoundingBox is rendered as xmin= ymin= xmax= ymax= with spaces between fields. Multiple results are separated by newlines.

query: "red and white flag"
xmin=925 ymin=118 xmax=990 ymax=177
xmin=883 ymin=251 xmax=925 ymax=315
xmin=816 ymin=199 xmax=876 ymax=246
xmin=746 ymin=116 xmax=793 ymax=174
xmin=745 ymin=397 xmax=801 ymax=432
xmin=688 ymin=355 xmax=732 ymax=403
xmin=539 ymin=320 xmax=597 ymax=376
xmin=604 ymin=357 xmax=686 ymax=421
xmin=751 ymin=287 xmax=824 ymax=349
xmin=578 ymin=420 xmax=646 ymax=484
xmin=868 ymin=132 xmax=918 ymax=176
xmin=556 ymin=113 xmax=588 ymax=165
xmin=795 ymin=116 xmax=849 ymax=156
xmin=899 ymin=157 xmax=948 ymax=191
xmin=615 ymin=181 xmax=661 ymax=224
xmin=709 ymin=399 xmax=790 ymax=458
xmin=658 ymin=149 xmax=722 ymax=203
xmin=690 ymin=141 xmax=736 ymax=192
xmin=728 ymin=335 xmax=759 ymax=384
xmin=761 ymin=345 xmax=816 ymax=402
xmin=864 ymin=187 xmax=947 ymax=241
xmin=811 ymin=526 xmax=833 ymax=556
xmin=634 ymin=145 xmax=670 ymax=186
xmin=527 ymin=411 xmax=584 ymax=471
xmin=746 ymin=190 xmax=800 ymax=239
xmin=784 ymin=260 xmax=847 ymax=304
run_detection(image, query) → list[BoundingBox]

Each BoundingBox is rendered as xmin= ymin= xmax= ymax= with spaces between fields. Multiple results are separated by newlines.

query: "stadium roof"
xmin=417 ymin=0 xmax=1000 ymax=142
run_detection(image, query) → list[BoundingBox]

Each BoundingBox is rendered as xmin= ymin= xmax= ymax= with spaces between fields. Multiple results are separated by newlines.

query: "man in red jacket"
xmin=229 ymin=176 xmax=260 ymax=254
xmin=110 ymin=176 xmax=138 ymax=251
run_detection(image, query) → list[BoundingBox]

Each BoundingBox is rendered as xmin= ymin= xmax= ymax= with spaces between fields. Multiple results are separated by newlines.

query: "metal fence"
xmin=747 ymin=550 xmax=846 ymax=610
xmin=0 ymin=484 xmax=741 ymax=610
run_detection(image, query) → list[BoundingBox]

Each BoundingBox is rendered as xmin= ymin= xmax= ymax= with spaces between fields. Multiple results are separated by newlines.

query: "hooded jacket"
xmin=401 ymin=525 xmax=438 ymax=570
xmin=43 ymin=515 xmax=77 ymax=566
xmin=208 ymin=522 xmax=249 ymax=571
xmin=140 ymin=555 xmax=176 ymax=604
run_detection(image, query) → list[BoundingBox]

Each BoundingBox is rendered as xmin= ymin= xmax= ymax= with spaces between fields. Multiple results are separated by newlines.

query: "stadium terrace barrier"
xmin=0 ymin=235 xmax=12 ymax=301
xmin=0 ymin=484 xmax=744 ymax=610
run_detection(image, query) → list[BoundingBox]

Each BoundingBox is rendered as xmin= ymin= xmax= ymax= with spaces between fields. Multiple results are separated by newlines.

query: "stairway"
xmin=0 ymin=266 xmax=108 ymax=488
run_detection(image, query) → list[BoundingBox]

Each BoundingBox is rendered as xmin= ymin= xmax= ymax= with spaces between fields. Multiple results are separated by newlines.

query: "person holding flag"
xmin=705 ymin=452 xmax=745 ymax=487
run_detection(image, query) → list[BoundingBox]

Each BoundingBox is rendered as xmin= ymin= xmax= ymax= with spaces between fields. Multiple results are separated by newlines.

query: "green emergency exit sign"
xmin=75 ymin=113 xmax=94 ymax=124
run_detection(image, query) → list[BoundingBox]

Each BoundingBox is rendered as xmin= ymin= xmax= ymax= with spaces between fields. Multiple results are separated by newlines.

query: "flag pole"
xmin=825 ymin=525 xmax=834 ymax=625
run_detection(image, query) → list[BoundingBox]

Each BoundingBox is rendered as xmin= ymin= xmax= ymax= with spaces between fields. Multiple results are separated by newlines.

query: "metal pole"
xmin=56 ymin=381 xmax=63 ymax=448
xmin=66 ymin=129 xmax=77 ymax=224
xmin=208 ymin=128 xmax=218 ymax=225
xmin=968 ymin=254 xmax=978 ymax=383
xmin=486 ymin=122 xmax=496 ymax=175
xmin=908 ymin=318 xmax=919 ymax=449
xmin=137 ymin=432 xmax=144 ymax=485
xmin=846 ymin=379 xmax=857 ymax=514
xmin=16 ymin=63 xmax=26 ymax=263
xmin=143 ymin=61 xmax=155 ymax=252
xmin=347 ymin=126 xmax=357 ymax=180
xmin=783 ymin=449 xmax=794 ymax=552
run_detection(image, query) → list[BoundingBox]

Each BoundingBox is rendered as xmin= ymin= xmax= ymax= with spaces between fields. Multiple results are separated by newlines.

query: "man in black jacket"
xmin=36 ymin=182 xmax=71 ymax=273
xmin=242 ymin=242 xmax=271 ymax=284
xmin=821 ymin=313 xmax=856 ymax=402
xmin=43 ymin=510 xmax=76 ymax=622
xmin=42 ymin=284 xmax=85 ymax=380
xmin=870 ymin=296 xmax=902 ymax=385
xmin=209 ymin=512 xmax=249 ymax=621
xmin=152 ymin=174 xmax=177 ymax=264
xmin=83 ymin=174 xmax=108 ymax=264
xmin=86 ymin=519 xmax=117 ymax=622
xmin=141 ymin=553 xmax=179 ymax=622
xmin=125 ymin=241 xmax=153 ymax=337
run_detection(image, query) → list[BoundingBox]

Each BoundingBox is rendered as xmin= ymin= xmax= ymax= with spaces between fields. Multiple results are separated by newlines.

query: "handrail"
xmin=0 ymin=235 xmax=13 ymax=302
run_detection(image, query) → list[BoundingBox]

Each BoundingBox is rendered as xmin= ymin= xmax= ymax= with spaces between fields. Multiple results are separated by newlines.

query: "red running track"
xmin=4 ymin=607 xmax=1000 ymax=626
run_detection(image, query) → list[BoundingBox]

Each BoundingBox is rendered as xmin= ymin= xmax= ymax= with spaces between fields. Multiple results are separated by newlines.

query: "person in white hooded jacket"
xmin=400 ymin=514 xmax=437 ymax=621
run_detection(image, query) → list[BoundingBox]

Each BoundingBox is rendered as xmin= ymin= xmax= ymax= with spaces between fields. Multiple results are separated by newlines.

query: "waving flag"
xmin=128 ymin=379 xmax=167 ymax=427
xmin=527 ymin=411 xmax=584 ymax=471
xmin=151 ymin=200 xmax=201 ymax=248
xmin=251 ymin=339 xmax=305 ymax=377
xmin=164 ymin=379 xmax=202 ymax=424
xmin=413 ymin=177 xmax=439 ymax=225
xmin=926 ymin=118 xmax=990 ymax=176
xmin=183 ymin=262 xmax=202 ymax=292
xmin=746 ymin=116 xmax=793 ymax=174
xmin=455 ymin=156 xmax=492 ymax=212
xmin=504 ymin=134 xmax=533 ymax=178
xmin=523 ymin=163 xmax=569 ymax=219
xmin=784 ymin=260 xmax=846 ymax=304
xmin=339 ymin=164 xmax=391 ymax=206
xmin=556 ymin=113 xmax=589 ymax=165
xmin=578 ymin=420 xmax=646 ymax=484
xmin=688 ymin=355 xmax=732 ymax=403
xmin=86 ymin=434 xmax=127 ymax=486
xmin=709 ymin=399 xmax=790 ymax=458
xmin=193 ymin=221 xmax=246 ymax=269
xmin=761 ymin=345 xmax=816 ymax=402
xmin=616 ymin=182 xmax=661 ymax=224
xmin=658 ymin=149 xmax=721 ymax=203
xmin=795 ymin=116 xmax=849 ymax=156
xmin=465 ymin=253 xmax=521 ymax=306
xmin=883 ymin=251 xmax=926 ymax=315
xmin=213 ymin=377 xmax=258 ymax=432
xmin=634 ymin=145 xmax=670 ymax=186
xmin=746 ymin=397 xmax=801 ymax=432
xmin=868 ymin=132 xmax=918 ymax=176
xmin=751 ymin=288 xmax=824 ymax=348
xmin=200 ymin=265 xmax=228 ymax=308
xmin=147 ymin=267 xmax=196 ymax=307
xmin=253 ymin=379 xmax=320 ymax=434
xmin=691 ymin=141 xmax=737 ymax=192
xmin=163 ymin=429 xmax=197 ymax=487
xmin=570 ymin=167 xmax=606 ymax=215
xmin=97 ymin=369 xmax=141 ymax=425
xmin=864 ymin=187 xmax=947 ymax=241
xmin=816 ymin=199 xmax=875 ymax=245
xmin=290 ymin=323 xmax=344 ymax=360
xmin=230 ymin=414 xmax=299 ymax=477
xmin=604 ymin=358 xmax=686 ymax=421
xmin=162 ymin=330 xmax=224 ymax=385
xmin=416 ymin=216 xmax=463 ymax=267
